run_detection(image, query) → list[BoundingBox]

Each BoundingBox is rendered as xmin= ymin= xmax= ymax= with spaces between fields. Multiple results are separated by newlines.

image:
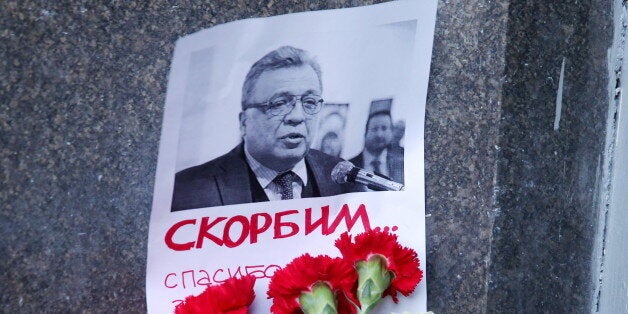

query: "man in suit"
xmin=349 ymin=100 xmax=404 ymax=185
xmin=172 ymin=46 xmax=361 ymax=211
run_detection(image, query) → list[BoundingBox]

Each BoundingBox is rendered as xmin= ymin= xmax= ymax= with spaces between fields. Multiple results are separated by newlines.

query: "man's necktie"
xmin=273 ymin=171 xmax=295 ymax=200
xmin=371 ymin=160 xmax=382 ymax=174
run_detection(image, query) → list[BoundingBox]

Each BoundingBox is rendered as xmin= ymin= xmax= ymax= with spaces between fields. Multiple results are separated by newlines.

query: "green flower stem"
xmin=299 ymin=282 xmax=338 ymax=314
xmin=355 ymin=255 xmax=392 ymax=314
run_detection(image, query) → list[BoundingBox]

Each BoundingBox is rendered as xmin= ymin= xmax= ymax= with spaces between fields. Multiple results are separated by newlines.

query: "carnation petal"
xmin=267 ymin=254 xmax=358 ymax=314
xmin=334 ymin=230 xmax=423 ymax=303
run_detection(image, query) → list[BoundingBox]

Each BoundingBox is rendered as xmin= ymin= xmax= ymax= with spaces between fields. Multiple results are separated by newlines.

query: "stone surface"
xmin=424 ymin=0 xmax=507 ymax=312
xmin=0 ymin=0 xmax=613 ymax=313
xmin=487 ymin=1 xmax=612 ymax=312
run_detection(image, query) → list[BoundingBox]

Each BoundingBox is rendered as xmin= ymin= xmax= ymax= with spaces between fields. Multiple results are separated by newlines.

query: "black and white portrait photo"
xmin=168 ymin=21 xmax=418 ymax=211
xmin=172 ymin=46 xmax=364 ymax=211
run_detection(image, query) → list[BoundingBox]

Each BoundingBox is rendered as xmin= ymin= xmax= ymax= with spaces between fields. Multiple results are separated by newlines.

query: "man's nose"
xmin=283 ymin=101 xmax=307 ymax=124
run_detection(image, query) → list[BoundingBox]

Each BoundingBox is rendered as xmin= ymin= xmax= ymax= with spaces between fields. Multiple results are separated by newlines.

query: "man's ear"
xmin=239 ymin=111 xmax=246 ymax=137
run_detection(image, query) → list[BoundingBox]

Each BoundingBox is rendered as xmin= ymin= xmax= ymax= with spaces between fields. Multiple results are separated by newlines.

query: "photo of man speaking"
xmin=171 ymin=46 xmax=362 ymax=211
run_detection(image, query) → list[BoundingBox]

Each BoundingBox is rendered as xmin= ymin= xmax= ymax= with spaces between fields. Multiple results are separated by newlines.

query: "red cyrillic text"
xmin=164 ymin=203 xmax=371 ymax=251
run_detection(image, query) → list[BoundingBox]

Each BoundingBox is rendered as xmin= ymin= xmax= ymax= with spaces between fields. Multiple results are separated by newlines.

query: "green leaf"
xmin=356 ymin=255 xmax=393 ymax=314
xmin=361 ymin=279 xmax=374 ymax=299
xmin=298 ymin=282 xmax=338 ymax=314
xmin=322 ymin=304 xmax=336 ymax=314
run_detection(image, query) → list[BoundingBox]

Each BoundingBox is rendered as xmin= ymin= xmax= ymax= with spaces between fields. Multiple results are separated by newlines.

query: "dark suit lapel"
xmin=386 ymin=150 xmax=403 ymax=183
xmin=215 ymin=144 xmax=253 ymax=205
xmin=306 ymin=151 xmax=335 ymax=197
xmin=354 ymin=153 xmax=364 ymax=168
xmin=386 ymin=152 xmax=394 ymax=179
xmin=305 ymin=152 xmax=331 ymax=196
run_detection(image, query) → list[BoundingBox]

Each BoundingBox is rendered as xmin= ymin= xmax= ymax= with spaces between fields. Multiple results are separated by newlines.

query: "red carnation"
xmin=175 ymin=275 xmax=256 ymax=314
xmin=335 ymin=230 xmax=423 ymax=305
xmin=267 ymin=254 xmax=358 ymax=314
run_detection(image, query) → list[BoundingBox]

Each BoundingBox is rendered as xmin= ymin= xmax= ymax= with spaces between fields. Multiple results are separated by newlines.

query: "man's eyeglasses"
xmin=245 ymin=94 xmax=324 ymax=116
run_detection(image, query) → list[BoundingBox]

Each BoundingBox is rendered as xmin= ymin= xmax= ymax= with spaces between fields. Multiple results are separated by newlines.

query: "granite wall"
xmin=0 ymin=0 xmax=613 ymax=313
xmin=487 ymin=1 xmax=611 ymax=312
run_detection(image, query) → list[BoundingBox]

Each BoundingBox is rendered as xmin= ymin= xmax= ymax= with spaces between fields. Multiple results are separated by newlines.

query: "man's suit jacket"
xmin=171 ymin=143 xmax=361 ymax=211
xmin=348 ymin=148 xmax=404 ymax=184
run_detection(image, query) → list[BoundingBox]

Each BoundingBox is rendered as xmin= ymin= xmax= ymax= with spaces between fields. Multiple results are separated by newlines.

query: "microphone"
xmin=331 ymin=161 xmax=404 ymax=191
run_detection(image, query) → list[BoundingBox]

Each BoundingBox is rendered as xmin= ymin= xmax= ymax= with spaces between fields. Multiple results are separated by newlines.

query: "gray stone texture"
xmin=487 ymin=1 xmax=611 ymax=312
xmin=0 ymin=0 xmax=612 ymax=313
xmin=425 ymin=0 xmax=507 ymax=312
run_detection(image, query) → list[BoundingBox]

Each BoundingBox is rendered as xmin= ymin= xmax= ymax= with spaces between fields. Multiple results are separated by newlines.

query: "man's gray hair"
xmin=241 ymin=46 xmax=322 ymax=109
